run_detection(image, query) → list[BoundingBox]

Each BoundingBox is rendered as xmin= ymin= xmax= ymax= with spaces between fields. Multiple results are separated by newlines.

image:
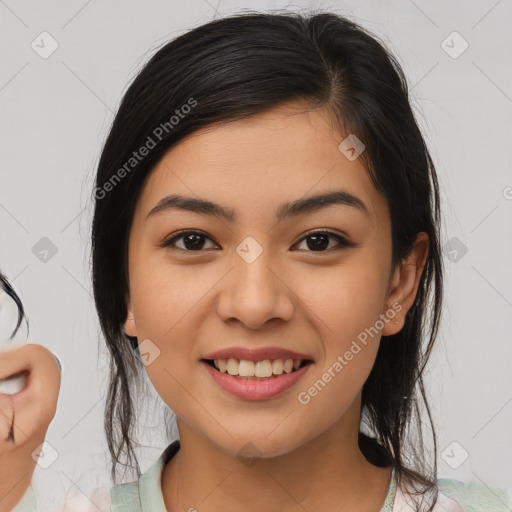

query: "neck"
xmin=161 ymin=404 xmax=392 ymax=512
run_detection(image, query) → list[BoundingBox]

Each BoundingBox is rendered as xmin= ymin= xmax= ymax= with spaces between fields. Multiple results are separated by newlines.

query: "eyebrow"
xmin=146 ymin=190 xmax=370 ymax=222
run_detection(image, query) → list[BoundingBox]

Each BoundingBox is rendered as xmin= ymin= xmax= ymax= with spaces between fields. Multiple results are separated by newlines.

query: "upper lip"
xmin=202 ymin=347 xmax=314 ymax=362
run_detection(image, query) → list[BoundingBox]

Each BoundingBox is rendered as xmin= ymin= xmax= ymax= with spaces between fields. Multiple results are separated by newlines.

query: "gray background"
xmin=1 ymin=0 xmax=511 ymax=510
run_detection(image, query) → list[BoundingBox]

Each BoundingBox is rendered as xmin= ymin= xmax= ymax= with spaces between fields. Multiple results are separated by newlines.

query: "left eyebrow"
xmin=146 ymin=190 xmax=371 ymax=222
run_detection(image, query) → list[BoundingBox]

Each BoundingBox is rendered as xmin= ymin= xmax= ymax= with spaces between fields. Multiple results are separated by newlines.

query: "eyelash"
xmin=159 ymin=229 xmax=357 ymax=253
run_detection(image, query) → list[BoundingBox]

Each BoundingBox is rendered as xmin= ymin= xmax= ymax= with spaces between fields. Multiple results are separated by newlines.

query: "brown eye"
xmin=160 ymin=230 xmax=218 ymax=251
xmin=294 ymin=230 xmax=357 ymax=252
xmin=160 ymin=229 xmax=357 ymax=254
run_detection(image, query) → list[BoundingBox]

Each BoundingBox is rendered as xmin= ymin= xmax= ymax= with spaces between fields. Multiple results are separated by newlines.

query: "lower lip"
xmin=201 ymin=361 xmax=312 ymax=400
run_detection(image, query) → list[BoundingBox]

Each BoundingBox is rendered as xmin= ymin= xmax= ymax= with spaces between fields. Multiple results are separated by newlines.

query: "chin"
xmin=211 ymin=431 xmax=305 ymax=461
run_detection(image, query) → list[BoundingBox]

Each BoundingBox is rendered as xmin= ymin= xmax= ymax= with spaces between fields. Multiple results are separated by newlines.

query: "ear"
xmin=382 ymin=232 xmax=429 ymax=336
xmin=125 ymin=300 xmax=138 ymax=338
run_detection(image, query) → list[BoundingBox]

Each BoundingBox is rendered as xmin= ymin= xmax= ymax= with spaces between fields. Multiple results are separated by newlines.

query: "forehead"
xmin=135 ymin=103 xmax=388 ymax=228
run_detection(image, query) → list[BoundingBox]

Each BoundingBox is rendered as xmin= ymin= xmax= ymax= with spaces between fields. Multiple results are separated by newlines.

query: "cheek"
xmin=294 ymin=264 xmax=386 ymax=421
xmin=129 ymin=258 xmax=218 ymax=403
xmin=295 ymin=255 xmax=390 ymax=341
xmin=130 ymin=256 xmax=212 ymax=336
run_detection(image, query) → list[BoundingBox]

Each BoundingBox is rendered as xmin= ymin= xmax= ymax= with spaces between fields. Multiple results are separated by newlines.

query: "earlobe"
xmin=382 ymin=232 xmax=429 ymax=336
xmin=124 ymin=302 xmax=138 ymax=337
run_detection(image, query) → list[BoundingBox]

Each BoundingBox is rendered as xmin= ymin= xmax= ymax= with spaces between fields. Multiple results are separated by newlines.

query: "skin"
xmin=124 ymin=101 xmax=429 ymax=512
xmin=0 ymin=343 xmax=61 ymax=512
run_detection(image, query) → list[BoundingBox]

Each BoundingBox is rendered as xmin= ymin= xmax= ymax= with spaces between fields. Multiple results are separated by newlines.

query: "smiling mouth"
xmin=201 ymin=358 xmax=313 ymax=380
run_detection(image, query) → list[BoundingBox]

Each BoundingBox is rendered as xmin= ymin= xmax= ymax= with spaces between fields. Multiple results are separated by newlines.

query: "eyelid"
xmin=160 ymin=228 xmax=358 ymax=251
xmin=295 ymin=229 xmax=358 ymax=249
xmin=298 ymin=228 xmax=349 ymax=243
xmin=159 ymin=229 xmax=218 ymax=250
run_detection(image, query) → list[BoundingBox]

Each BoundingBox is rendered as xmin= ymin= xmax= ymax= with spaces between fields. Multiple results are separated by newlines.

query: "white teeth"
xmin=212 ymin=358 xmax=306 ymax=377
xmin=272 ymin=359 xmax=284 ymax=375
xmin=283 ymin=359 xmax=294 ymax=373
xmin=239 ymin=359 xmax=255 ymax=377
xmin=227 ymin=358 xmax=238 ymax=376
xmin=254 ymin=360 xmax=273 ymax=377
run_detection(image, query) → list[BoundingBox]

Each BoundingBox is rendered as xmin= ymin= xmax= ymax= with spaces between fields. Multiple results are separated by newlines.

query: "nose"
xmin=216 ymin=245 xmax=294 ymax=330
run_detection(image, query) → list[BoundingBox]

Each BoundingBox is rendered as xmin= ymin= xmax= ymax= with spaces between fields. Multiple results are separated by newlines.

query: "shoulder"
xmin=392 ymin=474 xmax=512 ymax=512
xmin=437 ymin=477 xmax=512 ymax=512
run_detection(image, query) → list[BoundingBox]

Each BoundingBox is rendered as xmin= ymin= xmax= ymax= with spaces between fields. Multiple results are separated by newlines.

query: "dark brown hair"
xmin=0 ymin=272 xmax=28 ymax=340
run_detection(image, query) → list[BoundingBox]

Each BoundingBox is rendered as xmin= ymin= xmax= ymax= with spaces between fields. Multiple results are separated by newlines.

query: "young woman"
xmin=3 ymin=10 xmax=512 ymax=512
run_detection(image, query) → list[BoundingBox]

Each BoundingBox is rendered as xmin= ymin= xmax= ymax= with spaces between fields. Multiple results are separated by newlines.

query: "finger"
xmin=0 ymin=343 xmax=59 ymax=380
xmin=0 ymin=372 xmax=28 ymax=395
xmin=0 ymin=394 xmax=15 ymax=454
xmin=0 ymin=344 xmax=61 ymax=447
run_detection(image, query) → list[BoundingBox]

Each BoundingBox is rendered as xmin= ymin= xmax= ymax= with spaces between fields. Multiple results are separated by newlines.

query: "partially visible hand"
xmin=0 ymin=343 xmax=61 ymax=512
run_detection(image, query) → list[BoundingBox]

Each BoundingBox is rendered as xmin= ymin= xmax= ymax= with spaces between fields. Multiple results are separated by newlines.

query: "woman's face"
xmin=125 ymin=101 xmax=424 ymax=458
